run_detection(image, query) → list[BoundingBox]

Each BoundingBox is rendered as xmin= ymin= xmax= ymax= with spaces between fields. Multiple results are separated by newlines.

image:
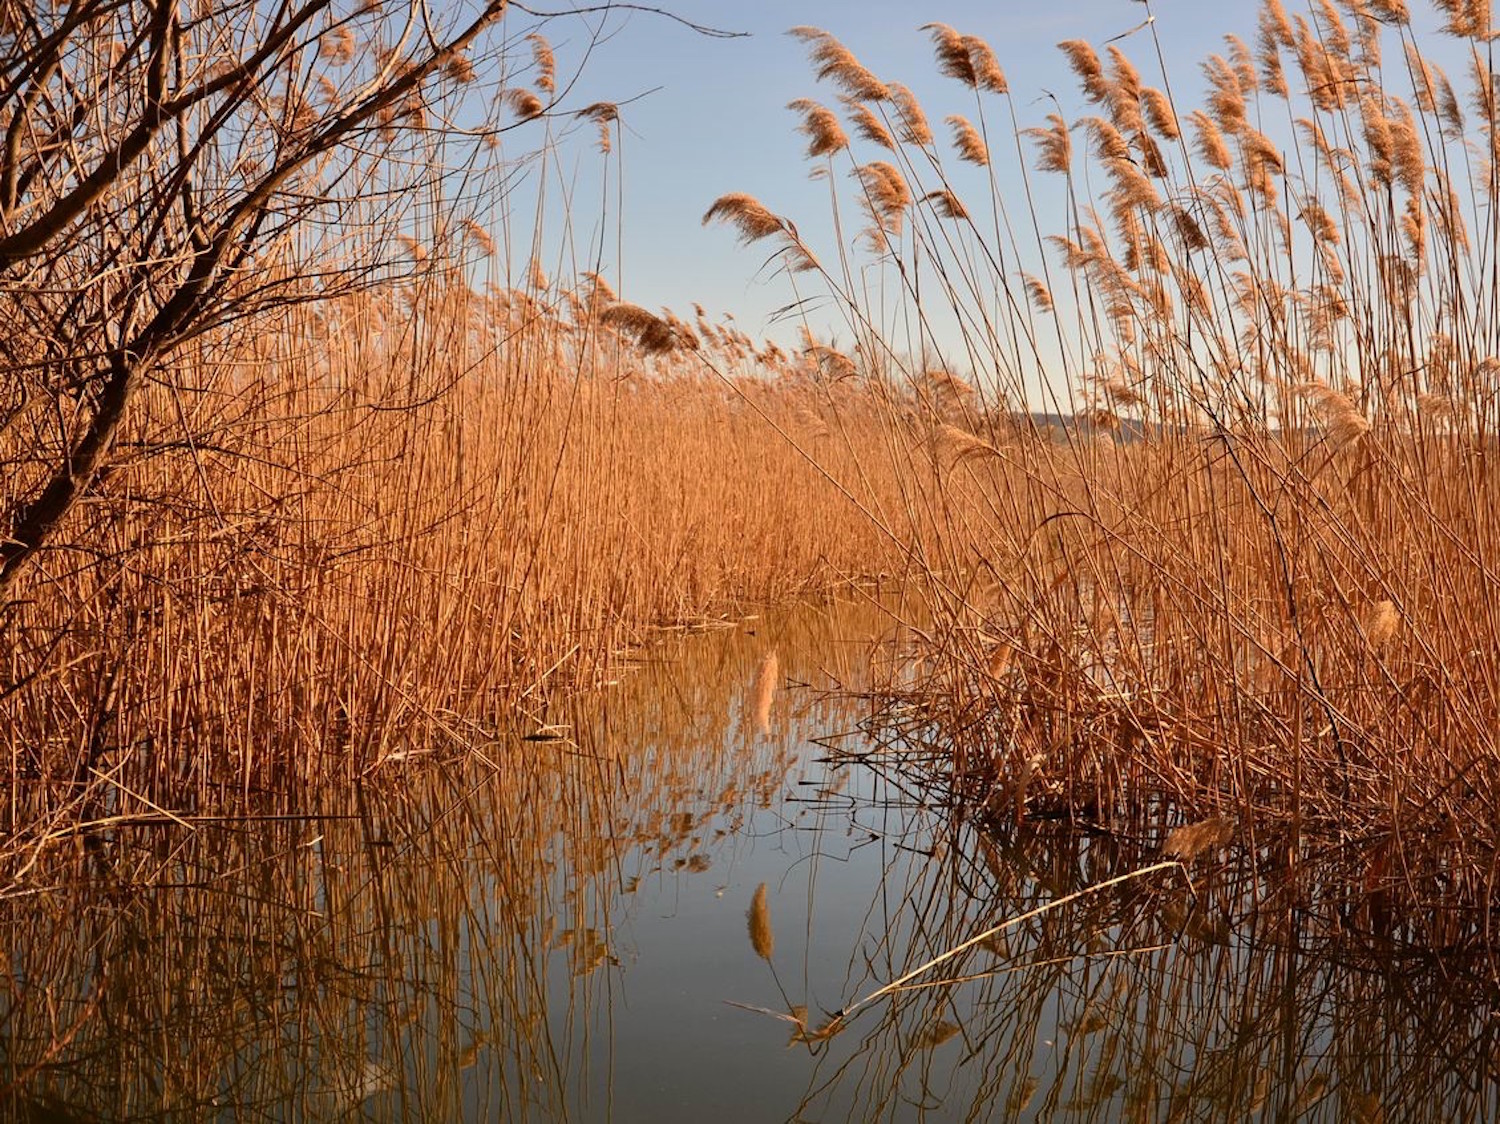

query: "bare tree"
xmin=0 ymin=0 xmax=564 ymax=594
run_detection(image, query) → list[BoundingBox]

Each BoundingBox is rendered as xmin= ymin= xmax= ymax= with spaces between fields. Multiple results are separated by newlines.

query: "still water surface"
xmin=4 ymin=598 xmax=1500 ymax=1121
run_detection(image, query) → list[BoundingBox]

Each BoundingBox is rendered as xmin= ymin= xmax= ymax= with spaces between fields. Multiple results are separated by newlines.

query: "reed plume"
xmin=888 ymin=83 xmax=933 ymax=147
xmin=787 ymin=27 xmax=889 ymax=101
xmin=924 ymin=23 xmax=976 ymax=87
xmin=576 ymin=101 xmax=618 ymax=153
xmin=703 ymin=194 xmax=819 ymax=272
xmin=598 ymin=302 xmax=687 ymax=354
xmin=1027 ymin=114 xmax=1073 ymax=174
xmin=749 ymin=650 xmax=779 ymax=736
xmin=1163 ymin=817 xmax=1236 ymax=862
xmin=528 ymin=256 xmax=549 ymax=291
xmin=702 ymin=194 xmax=785 ymax=242
xmin=1363 ymin=600 xmax=1400 ymax=649
xmin=528 ymin=33 xmax=556 ymax=94
xmin=937 ymin=424 xmax=1000 ymax=466
xmin=1141 ymin=87 xmax=1180 ymax=140
xmin=1023 ymin=274 xmax=1054 ymax=312
xmin=1188 ymin=110 xmax=1233 ymax=169
xmin=965 ymin=35 xmax=1008 ymax=94
xmin=459 ymin=218 xmax=495 ymax=257
xmin=747 ymin=883 xmax=775 ymax=961
xmin=1058 ymin=40 xmax=1109 ymax=103
xmin=855 ymin=160 xmax=913 ymax=243
xmin=505 ymin=87 xmax=543 ymax=119
xmin=1434 ymin=0 xmax=1489 ymax=37
xmin=844 ymin=99 xmax=895 ymax=149
xmin=1298 ymin=382 xmax=1372 ymax=447
xmin=921 ymin=22 xmax=1007 ymax=94
xmin=946 ymin=115 xmax=989 ymax=166
xmin=789 ymin=98 xmax=849 ymax=158
xmin=923 ymin=190 xmax=968 ymax=219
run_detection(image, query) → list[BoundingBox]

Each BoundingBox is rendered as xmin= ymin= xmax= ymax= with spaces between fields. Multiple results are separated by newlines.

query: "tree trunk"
xmin=0 ymin=350 xmax=140 ymax=594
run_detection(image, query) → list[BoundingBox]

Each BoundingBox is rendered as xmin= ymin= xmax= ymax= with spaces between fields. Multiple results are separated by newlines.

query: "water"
xmin=3 ymin=597 xmax=1499 ymax=1121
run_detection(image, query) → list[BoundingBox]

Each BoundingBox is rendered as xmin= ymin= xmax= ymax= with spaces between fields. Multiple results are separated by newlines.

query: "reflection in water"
xmin=2 ymin=597 xmax=1499 ymax=1121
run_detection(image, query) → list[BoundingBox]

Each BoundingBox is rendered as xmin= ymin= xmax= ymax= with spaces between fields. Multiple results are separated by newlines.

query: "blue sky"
xmin=471 ymin=0 xmax=1500 ymax=412
xmin=484 ymin=2 xmax=1266 ymax=351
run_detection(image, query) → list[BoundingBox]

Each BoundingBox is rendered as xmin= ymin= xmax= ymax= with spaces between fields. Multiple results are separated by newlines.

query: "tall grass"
xmin=710 ymin=2 xmax=1500 ymax=912
xmin=0 ymin=257 xmax=917 ymax=859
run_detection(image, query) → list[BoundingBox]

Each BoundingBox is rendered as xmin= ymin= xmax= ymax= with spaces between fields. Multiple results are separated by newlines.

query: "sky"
xmin=467 ymin=0 xmax=1465 ymax=403
xmin=479 ymin=1 xmax=1264 ymax=355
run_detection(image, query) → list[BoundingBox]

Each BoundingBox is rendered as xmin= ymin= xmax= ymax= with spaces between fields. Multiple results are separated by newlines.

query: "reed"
xmin=711 ymin=3 xmax=1500 ymax=915
xmin=0 ymin=264 xmax=917 ymax=860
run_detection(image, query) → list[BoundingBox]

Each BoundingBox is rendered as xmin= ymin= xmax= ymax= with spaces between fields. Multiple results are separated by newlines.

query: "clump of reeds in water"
xmin=0 ymin=252 xmax=919 ymax=855
xmin=705 ymin=3 xmax=1500 ymax=923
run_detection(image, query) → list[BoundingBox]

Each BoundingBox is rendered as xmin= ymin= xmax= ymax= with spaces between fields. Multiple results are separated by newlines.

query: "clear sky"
xmin=484 ymin=1 xmax=1259 ymax=349
xmin=479 ymin=0 xmax=1470 ymax=401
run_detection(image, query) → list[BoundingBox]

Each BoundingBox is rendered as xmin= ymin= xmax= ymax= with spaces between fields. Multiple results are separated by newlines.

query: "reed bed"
xmin=708 ymin=1 xmax=1500 ymax=917
xmin=0 ymin=265 xmax=920 ymax=863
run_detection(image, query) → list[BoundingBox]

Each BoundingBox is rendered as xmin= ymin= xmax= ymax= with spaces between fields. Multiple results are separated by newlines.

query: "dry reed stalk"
xmin=836 ymin=861 xmax=1188 ymax=1019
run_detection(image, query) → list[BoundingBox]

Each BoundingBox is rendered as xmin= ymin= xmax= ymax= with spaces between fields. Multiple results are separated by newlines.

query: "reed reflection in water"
xmin=2 ymin=596 xmax=1498 ymax=1121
